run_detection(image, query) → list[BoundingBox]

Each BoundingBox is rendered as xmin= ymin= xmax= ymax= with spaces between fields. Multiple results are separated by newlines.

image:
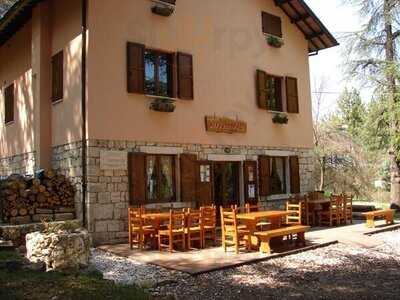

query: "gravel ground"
xmin=91 ymin=230 xmax=400 ymax=300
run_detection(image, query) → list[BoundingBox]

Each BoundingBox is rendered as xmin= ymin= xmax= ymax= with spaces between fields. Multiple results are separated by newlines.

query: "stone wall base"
xmin=0 ymin=152 xmax=36 ymax=177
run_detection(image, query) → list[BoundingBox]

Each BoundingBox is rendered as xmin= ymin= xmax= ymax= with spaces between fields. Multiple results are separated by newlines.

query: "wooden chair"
xmin=158 ymin=210 xmax=186 ymax=252
xmin=336 ymin=195 xmax=346 ymax=224
xmin=318 ymin=196 xmax=340 ymax=227
xmin=343 ymin=194 xmax=353 ymax=224
xmin=186 ymin=209 xmax=203 ymax=249
xmin=220 ymin=207 xmax=251 ymax=254
xmin=128 ymin=207 xmax=156 ymax=250
xmin=200 ymin=205 xmax=217 ymax=247
xmin=286 ymin=201 xmax=302 ymax=225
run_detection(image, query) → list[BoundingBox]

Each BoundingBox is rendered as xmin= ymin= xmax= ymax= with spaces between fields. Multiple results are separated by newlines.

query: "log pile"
xmin=0 ymin=170 xmax=75 ymax=223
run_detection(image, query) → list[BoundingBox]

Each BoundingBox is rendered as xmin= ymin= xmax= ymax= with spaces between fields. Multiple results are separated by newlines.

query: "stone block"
xmin=87 ymin=183 xmax=106 ymax=193
xmin=107 ymin=221 xmax=121 ymax=232
xmin=32 ymin=214 xmax=54 ymax=222
xmin=111 ymin=192 xmax=122 ymax=203
xmin=54 ymin=213 xmax=75 ymax=221
xmin=111 ymin=177 xmax=122 ymax=183
xmin=98 ymin=192 xmax=111 ymax=204
xmin=95 ymin=221 xmax=108 ymax=233
xmin=94 ymin=204 xmax=114 ymax=220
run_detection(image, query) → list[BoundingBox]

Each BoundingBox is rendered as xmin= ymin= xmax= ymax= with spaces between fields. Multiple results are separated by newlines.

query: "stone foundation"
xmin=82 ymin=139 xmax=314 ymax=245
xmin=26 ymin=228 xmax=90 ymax=271
xmin=1 ymin=140 xmax=314 ymax=245
xmin=0 ymin=152 xmax=36 ymax=177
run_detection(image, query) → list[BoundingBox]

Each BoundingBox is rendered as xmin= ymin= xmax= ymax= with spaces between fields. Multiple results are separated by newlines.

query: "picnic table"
xmin=236 ymin=210 xmax=291 ymax=247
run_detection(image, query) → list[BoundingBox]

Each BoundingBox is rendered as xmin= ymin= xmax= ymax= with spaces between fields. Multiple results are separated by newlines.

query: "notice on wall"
xmin=100 ymin=151 xmax=128 ymax=170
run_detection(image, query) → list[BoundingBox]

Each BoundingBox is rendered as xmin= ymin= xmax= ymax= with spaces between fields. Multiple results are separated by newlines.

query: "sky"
xmin=306 ymin=0 xmax=364 ymax=116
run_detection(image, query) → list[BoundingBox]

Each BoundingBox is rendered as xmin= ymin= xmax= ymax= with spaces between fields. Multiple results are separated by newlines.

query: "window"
xmin=256 ymin=70 xmax=283 ymax=111
xmin=4 ymin=83 xmax=14 ymax=124
xmin=51 ymin=50 xmax=64 ymax=102
xmin=262 ymin=12 xmax=282 ymax=38
xmin=144 ymin=50 xmax=173 ymax=97
xmin=146 ymin=155 xmax=175 ymax=202
xmin=269 ymin=157 xmax=286 ymax=195
xmin=127 ymin=42 xmax=194 ymax=100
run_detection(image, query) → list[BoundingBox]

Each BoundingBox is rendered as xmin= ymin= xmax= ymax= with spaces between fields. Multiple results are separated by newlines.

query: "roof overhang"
xmin=274 ymin=0 xmax=339 ymax=53
xmin=0 ymin=0 xmax=43 ymax=47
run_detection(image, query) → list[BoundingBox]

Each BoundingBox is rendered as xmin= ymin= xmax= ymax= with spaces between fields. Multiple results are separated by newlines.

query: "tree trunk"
xmin=319 ymin=157 xmax=325 ymax=191
xmin=384 ymin=0 xmax=400 ymax=209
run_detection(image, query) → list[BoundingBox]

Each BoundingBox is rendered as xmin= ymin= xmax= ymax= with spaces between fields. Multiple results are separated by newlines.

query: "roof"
xmin=0 ymin=0 xmax=42 ymax=46
xmin=0 ymin=0 xmax=338 ymax=52
xmin=274 ymin=0 xmax=339 ymax=52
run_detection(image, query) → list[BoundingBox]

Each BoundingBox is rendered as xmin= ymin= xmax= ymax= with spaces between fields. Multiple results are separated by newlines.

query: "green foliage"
xmin=336 ymin=87 xmax=366 ymax=140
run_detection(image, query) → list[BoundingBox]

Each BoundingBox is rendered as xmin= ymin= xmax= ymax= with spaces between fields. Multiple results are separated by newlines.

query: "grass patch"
xmin=0 ymin=250 xmax=22 ymax=262
xmin=0 ymin=251 xmax=151 ymax=300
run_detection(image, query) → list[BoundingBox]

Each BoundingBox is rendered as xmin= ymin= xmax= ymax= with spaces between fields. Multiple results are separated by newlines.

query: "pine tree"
xmin=344 ymin=0 xmax=400 ymax=208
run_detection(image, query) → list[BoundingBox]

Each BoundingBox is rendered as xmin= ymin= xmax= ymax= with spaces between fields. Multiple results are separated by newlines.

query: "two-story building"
xmin=0 ymin=0 xmax=338 ymax=244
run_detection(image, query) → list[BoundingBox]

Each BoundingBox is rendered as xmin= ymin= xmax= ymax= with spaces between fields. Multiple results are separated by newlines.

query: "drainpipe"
xmin=81 ymin=0 xmax=88 ymax=228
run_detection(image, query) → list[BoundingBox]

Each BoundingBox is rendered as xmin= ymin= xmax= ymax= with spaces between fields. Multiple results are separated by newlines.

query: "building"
xmin=0 ymin=0 xmax=338 ymax=244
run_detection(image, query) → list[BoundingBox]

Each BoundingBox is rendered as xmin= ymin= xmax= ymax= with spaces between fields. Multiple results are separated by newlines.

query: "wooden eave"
xmin=0 ymin=0 xmax=43 ymax=47
xmin=274 ymin=0 xmax=339 ymax=53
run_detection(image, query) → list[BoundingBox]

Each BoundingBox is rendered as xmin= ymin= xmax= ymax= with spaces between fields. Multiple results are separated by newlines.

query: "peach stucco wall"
xmin=50 ymin=0 xmax=82 ymax=146
xmin=0 ymin=22 xmax=34 ymax=157
xmin=87 ymin=0 xmax=314 ymax=149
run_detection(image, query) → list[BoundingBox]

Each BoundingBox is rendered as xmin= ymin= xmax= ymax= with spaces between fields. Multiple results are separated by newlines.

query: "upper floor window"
xmin=4 ymin=83 xmax=14 ymax=124
xmin=51 ymin=50 xmax=64 ymax=102
xmin=145 ymin=50 xmax=173 ymax=97
xmin=127 ymin=42 xmax=194 ymax=100
xmin=256 ymin=70 xmax=299 ymax=113
xmin=262 ymin=12 xmax=282 ymax=38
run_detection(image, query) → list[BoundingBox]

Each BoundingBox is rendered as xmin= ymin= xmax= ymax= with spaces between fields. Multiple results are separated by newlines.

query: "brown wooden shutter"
xmin=177 ymin=52 xmax=194 ymax=100
xmin=180 ymin=154 xmax=197 ymax=203
xmin=127 ymin=42 xmax=145 ymax=94
xmin=4 ymin=83 xmax=14 ymax=124
xmin=51 ymin=51 xmax=63 ymax=102
xmin=289 ymin=156 xmax=301 ymax=194
xmin=244 ymin=161 xmax=258 ymax=204
xmin=256 ymin=70 xmax=268 ymax=109
xmin=286 ymin=77 xmax=299 ymax=113
xmin=128 ymin=153 xmax=146 ymax=205
xmin=197 ymin=161 xmax=213 ymax=206
xmin=262 ymin=12 xmax=282 ymax=37
xmin=258 ymin=156 xmax=270 ymax=197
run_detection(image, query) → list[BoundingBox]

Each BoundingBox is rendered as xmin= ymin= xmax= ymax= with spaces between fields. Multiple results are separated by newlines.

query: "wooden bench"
xmin=362 ymin=209 xmax=395 ymax=228
xmin=254 ymin=225 xmax=310 ymax=254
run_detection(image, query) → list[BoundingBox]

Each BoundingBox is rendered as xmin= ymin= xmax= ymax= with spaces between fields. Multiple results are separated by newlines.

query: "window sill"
xmin=52 ymin=99 xmax=63 ymax=105
xmin=267 ymin=194 xmax=291 ymax=201
xmin=145 ymin=94 xmax=178 ymax=101
xmin=267 ymin=110 xmax=287 ymax=114
xmin=5 ymin=121 xmax=14 ymax=126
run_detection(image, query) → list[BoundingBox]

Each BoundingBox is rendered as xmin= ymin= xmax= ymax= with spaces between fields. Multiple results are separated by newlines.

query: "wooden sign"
xmin=205 ymin=116 xmax=247 ymax=134
xmin=100 ymin=151 xmax=128 ymax=170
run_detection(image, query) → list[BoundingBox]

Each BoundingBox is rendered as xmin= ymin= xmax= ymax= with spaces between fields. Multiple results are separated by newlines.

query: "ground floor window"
xmin=146 ymin=155 xmax=175 ymax=202
xmin=269 ymin=156 xmax=286 ymax=195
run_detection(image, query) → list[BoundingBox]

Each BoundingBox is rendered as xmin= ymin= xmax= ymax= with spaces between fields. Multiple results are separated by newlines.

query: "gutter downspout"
xmin=81 ymin=0 xmax=87 ymax=227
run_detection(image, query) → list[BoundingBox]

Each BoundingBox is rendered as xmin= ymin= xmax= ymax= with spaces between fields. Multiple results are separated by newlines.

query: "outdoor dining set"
xmin=128 ymin=192 xmax=353 ymax=254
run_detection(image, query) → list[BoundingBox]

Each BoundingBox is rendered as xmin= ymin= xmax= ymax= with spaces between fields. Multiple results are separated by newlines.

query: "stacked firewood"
xmin=0 ymin=170 xmax=75 ymax=221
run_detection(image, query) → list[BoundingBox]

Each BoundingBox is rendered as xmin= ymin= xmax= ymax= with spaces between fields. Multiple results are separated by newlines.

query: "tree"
xmin=343 ymin=0 xmax=400 ymax=208
xmin=336 ymin=87 xmax=366 ymax=139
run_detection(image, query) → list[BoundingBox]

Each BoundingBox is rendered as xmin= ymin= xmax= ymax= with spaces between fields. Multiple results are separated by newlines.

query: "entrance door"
xmin=213 ymin=162 xmax=240 ymax=208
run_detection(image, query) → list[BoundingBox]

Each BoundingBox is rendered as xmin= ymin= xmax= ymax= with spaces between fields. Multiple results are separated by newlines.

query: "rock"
xmin=26 ymin=229 xmax=91 ymax=271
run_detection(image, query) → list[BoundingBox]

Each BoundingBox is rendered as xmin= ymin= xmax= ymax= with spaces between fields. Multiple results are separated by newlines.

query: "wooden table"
xmin=237 ymin=211 xmax=291 ymax=247
xmin=307 ymin=198 xmax=330 ymax=225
